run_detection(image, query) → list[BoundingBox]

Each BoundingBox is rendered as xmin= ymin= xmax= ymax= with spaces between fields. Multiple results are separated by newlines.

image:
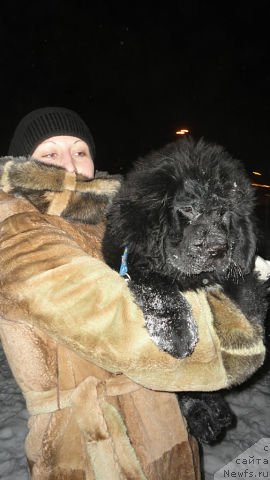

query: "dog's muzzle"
xmin=185 ymin=222 xmax=228 ymax=259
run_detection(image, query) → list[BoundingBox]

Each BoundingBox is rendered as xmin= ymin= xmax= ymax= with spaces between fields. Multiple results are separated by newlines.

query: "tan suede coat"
xmin=0 ymin=158 xmax=266 ymax=479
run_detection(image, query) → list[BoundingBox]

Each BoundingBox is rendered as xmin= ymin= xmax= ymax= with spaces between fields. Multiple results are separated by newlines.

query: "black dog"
xmin=103 ymin=137 xmax=268 ymax=443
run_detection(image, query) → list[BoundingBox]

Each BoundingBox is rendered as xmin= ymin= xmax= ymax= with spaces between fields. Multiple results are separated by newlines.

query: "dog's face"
xmin=109 ymin=137 xmax=257 ymax=283
xmin=166 ymin=176 xmax=252 ymax=278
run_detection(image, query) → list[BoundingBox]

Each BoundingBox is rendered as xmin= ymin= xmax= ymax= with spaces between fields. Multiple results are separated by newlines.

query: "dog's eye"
xmin=177 ymin=206 xmax=196 ymax=220
xmin=181 ymin=207 xmax=193 ymax=214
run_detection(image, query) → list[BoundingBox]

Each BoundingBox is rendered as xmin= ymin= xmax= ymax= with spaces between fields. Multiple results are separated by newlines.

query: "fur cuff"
xmin=0 ymin=156 xmax=122 ymax=223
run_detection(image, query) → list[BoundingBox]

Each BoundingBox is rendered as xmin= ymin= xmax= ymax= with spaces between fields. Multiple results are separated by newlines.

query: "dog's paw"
xmin=130 ymin=279 xmax=198 ymax=358
xmin=179 ymin=393 xmax=234 ymax=444
xmin=144 ymin=305 xmax=198 ymax=358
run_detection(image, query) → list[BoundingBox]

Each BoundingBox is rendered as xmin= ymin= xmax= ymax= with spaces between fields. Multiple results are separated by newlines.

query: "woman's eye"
xmin=73 ymin=151 xmax=86 ymax=158
xmin=42 ymin=153 xmax=56 ymax=159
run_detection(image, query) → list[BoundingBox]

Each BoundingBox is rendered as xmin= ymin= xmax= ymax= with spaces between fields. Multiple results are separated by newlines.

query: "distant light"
xmin=252 ymin=171 xmax=262 ymax=176
xmin=176 ymin=129 xmax=189 ymax=135
xmin=251 ymin=183 xmax=270 ymax=189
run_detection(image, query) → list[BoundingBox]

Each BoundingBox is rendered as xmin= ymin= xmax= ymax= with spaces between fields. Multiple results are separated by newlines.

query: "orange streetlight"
xmin=252 ymin=183 xmax=270 ymax=189
xmin=176 ymin=129 xmax=189 ymax=135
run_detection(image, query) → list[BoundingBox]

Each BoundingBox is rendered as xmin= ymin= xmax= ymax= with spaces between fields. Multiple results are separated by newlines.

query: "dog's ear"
xmin=106 ymin=159 xmax=180 ymax=251
xmin=229 ymin=215 xmax=257 ymax=275
xmin=226 ymin=177 xmax=257 ymax=276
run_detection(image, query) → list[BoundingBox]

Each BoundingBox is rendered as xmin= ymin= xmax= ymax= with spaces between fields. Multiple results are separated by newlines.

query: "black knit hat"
xmin=8 ymin=107 xmax=95 ymax=158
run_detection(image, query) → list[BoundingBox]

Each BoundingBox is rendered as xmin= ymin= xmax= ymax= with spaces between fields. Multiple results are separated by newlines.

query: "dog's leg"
xmin=178 ymin=391 xmax=234 ymax=443
xmin=129 ymin=273 xmax=198 ymax=358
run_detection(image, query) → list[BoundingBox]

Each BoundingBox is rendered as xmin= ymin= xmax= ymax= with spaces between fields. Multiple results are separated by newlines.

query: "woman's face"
xmin=32 ymin=135 xmax=95 ymax=178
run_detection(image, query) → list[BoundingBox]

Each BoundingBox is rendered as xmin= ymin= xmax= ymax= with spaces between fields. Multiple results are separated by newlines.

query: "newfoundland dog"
xmin=103 ymin=137 xmax=267 ymax=443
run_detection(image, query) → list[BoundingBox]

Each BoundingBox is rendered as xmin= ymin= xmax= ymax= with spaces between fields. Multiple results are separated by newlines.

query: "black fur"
xmin=102 ymin=137 xmax=268 ymax=443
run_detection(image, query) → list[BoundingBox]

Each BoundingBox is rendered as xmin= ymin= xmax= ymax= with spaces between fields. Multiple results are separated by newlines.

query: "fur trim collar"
xmin=0 ymin=156 xmax=122 ymax=223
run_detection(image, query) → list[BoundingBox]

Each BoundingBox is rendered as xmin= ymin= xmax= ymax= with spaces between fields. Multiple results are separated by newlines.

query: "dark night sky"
xmin=1 ymin=0 xmax=270 ymax=178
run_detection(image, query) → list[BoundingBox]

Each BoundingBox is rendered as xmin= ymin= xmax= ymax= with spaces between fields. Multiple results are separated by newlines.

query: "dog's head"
xmin=108 ymin=137 xmax=257 ymax=282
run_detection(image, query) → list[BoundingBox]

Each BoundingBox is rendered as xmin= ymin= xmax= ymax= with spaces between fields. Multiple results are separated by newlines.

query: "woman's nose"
xmin=62 ymin=153 xmax=76 ymax=173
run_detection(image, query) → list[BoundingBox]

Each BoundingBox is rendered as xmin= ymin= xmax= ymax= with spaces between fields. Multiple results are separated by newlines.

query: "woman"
xmin=0 ymin=107 xmax=263 ymax=479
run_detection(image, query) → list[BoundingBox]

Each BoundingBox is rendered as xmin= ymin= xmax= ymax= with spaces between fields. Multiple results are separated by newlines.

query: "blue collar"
xmin=119 ymin=246 xmax=130 ymax=280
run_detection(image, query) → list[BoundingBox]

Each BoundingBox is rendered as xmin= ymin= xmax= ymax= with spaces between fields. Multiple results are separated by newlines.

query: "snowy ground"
xmin=0 ymin=342 xmax=269 ymax=480
xmin=202 ymin=365 xmax=270 ymax=479
xmin=0 ymin=345 xmax=29 ymax=480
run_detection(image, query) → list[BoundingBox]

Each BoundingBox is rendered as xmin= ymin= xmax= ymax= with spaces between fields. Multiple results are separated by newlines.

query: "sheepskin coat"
xmin=0 ymin=157 xmax=265 ymax=479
